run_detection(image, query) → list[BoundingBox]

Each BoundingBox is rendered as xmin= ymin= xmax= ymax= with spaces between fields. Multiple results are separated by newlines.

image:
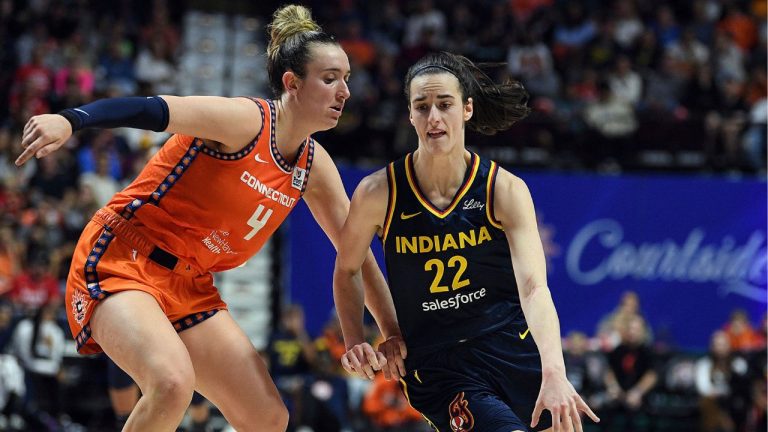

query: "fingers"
xmin=376 ymin=337 xmax=408 ymax=381
xmin=22 ymin=116 xmax=36 ymax=140
xmin=360 ymin=361 xmax=375 ymax=379
xmin=15 ymin=148 xmax=32 ymax=166
xmin=576 ymin=396 xmax=600 ymax=423
xmin=36 ymin=145 xmax=55 ymax=159
xmin=562 ymin=403 xmax=575 ymax=432
xmin=346 ymin=350 xmax=363 ymax=375
xmin=354 ymin=347 xmax=375 ymax=379
xmin=363 ymin=343 xmax=382 ymax=370
xmin=380 ymin=343 xmax=394 ymax=380
xmin=552 ymin=404 xmax=561 ymax=432
xmin=376 ymin=351 xmax=387 ymax=372
xmin=341 ymin=349 xmax=369 ymax=379
xmin=17 ymin=114 xmax=71 ymax=166
xmin=340 ymin=353 xmax=354 ymax=375
xmin=381 ymin=356 xmax=392 ymax=381
xmin=17 ymin=124 xmax=60 ymax=166
xmin=15 ymin=135 xmax=50 ymax=166
xmin=21 ymin=115 xmax=52 ymax=149
xmin=386 ymin=346 xmax=405 ymax=380
xmin=19 ymin=123 xmax=40 ymax=151
xmin=341 ymin=344 xmax=385 ymax=380
xmin=394 ymin=349 xmax=406 ymax=377
xmin=571 ymin=400 xmax=583 ymax=432
xmin=530 ymin=400 xmax=543 ymax=428
xmin=398 ymin=339 xmax=408 ymax=359
xmin=380 ymin=339 xmax=407 ymax=380
xmin=546 ymin=397 xmax=599 ymax=432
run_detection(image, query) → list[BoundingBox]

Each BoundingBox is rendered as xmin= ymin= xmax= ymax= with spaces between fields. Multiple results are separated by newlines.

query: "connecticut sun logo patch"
xmin=71 ymin=290 xmax=89 ymax=327
xmin=448 ymin=392 xmax=474 ymax=431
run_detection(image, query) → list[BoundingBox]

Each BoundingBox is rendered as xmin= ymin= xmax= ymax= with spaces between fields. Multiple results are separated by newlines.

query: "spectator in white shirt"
xmin=11 ymin=301 xmax=65 ymax=426
xmin=608 ymin=55 xmax=643 ymax=106
xmin=696 ymin=330 xmax=750 ymax=432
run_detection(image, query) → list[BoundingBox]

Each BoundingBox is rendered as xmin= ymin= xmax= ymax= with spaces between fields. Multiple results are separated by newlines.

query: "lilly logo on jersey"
xmin=462 ymin=199 xmax=484 ymax=211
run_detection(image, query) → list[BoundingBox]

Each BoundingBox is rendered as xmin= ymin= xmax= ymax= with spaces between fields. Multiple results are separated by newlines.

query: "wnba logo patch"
xmin=292 ymin=167 xmax=306 ymax=190
xmin=448 ymin=392 xmax=474 ymax=431
xmin=71 ymin=290 xmax=90 ymax=327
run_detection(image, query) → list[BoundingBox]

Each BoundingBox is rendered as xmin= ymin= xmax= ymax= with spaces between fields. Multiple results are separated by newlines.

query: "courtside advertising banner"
xmin=289 ymin=169 xmax=766 ymax=350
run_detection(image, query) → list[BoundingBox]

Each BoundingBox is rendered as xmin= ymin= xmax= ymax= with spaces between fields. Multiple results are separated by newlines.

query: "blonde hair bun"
xmin=267 ymin=5 xmax=321 ymax=60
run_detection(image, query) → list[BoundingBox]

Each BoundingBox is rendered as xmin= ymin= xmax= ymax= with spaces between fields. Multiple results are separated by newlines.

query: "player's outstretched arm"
xmin=306 ymin=163 xmax=402 ymax=380
xmin=303 ymin=144 xmax=402 ymax=341
xmin=16 ymin=95 xmax=261 ymax=166
xmin=494 ymin=168 xmax=599 ymax=432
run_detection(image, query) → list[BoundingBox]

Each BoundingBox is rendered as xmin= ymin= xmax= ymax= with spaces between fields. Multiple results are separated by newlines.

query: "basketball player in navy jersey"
xmin=334 ymin=52 xmax=599 ymax=432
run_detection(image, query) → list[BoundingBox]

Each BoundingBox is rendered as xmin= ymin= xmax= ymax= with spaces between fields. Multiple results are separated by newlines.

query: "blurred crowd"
xmin=307 ymin=0 xmax=767 ymax=173
xmin=0 ymin=0 xmax=764 ymax=430
xmin=562 ymin=293 xmax=767 ymax=432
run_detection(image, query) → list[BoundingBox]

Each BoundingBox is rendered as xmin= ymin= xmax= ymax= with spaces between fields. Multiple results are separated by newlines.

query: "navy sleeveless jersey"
xmin=380 ymin=152 xmax=523 ymax=354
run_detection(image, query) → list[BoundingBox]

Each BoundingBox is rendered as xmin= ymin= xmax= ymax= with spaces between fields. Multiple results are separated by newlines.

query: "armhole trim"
xmin=486 ymin=161 xmax=503 ymax=230
xmin=381 ymin=163 xmax=397 ymax=246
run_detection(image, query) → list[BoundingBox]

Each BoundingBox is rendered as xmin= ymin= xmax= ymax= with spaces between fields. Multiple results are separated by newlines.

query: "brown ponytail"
xmin=405 ymin=52 xmax=531 ymax=135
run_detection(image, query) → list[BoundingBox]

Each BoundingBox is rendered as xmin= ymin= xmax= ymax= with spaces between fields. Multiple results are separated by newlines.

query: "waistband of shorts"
xmin=92 ymin=208 xmax=203 ymax=276
xmin=405 ymin=316 xmax=523 ymax=361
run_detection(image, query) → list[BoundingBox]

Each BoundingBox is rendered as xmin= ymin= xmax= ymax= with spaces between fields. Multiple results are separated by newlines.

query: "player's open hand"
xmin=531 ymin=370 xmax=599 ymax=432
xmin=377 ymin=335 xmax=407 ymax=381
xmin=16 ymin=114 xmax=73 ymax=166
xmin=340 ymin=342 xmax=386 ymax=380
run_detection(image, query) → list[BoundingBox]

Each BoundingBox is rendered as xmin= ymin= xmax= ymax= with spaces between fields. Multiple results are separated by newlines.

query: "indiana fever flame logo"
xmin=448 ymin=392 xmax=474 ymax=431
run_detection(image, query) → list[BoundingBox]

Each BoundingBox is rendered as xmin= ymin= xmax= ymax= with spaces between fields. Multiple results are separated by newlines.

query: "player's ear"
xmin=463 ymin=97 xmax=473 ymax=122
xmin=282 ymin=71 xmax=300 ymax=95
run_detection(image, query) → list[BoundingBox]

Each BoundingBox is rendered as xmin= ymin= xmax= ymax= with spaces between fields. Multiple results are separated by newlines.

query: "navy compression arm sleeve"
xmin=58 ymin=96 xmax=170 ymax=132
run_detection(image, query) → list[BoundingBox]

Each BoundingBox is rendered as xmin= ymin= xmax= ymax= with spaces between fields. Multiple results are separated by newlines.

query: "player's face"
xmin=295 ymin=43 xmax=351 ymax=131
xmin=408 ymin=73 xmax=473 ymax=154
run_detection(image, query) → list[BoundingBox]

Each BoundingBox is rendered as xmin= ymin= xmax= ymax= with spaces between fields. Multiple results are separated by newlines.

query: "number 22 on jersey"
xmin=424 ymin=256 xmax=471 ymax=293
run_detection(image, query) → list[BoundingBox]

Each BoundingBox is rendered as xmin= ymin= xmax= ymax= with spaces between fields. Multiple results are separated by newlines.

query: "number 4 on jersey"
xmin=244 ymin=205 xmax=273 ymax=240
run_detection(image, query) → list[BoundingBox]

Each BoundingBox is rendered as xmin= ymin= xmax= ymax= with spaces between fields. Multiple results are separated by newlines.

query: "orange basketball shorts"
xmin=66 ymin=219 xmax=228 ymax=355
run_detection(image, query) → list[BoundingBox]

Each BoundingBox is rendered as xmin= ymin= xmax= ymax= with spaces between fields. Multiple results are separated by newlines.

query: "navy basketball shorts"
xmin=400 ymin=319 xmax=552 ymax=432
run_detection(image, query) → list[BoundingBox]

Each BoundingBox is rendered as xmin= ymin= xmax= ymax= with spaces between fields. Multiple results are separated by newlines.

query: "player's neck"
xmin=412 ymin=147 xmax=471 ymax=198
xmin=273 ymin=98 xmax=311 ymax=163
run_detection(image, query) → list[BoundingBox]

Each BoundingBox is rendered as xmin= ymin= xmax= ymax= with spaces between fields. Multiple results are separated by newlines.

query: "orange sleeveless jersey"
xmin=106 ymin=98 xmax=315 ymax=273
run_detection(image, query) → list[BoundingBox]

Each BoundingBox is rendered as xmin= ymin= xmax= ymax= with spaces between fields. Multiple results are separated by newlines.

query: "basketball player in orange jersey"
xmin=15 ymin=5 xmax=397 ymax=431
xmin=334 ymin=52 xmax=599 ymax=432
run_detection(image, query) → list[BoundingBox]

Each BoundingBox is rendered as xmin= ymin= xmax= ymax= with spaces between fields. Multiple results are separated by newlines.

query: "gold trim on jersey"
xmin=405 ymin=152 xmax=480 ymax=219
xmin=400 ymin=375 xmax=440 ymax=432
xmin=486 ymin=161 xmax=504 ymax=229
xmin=381 ymin=163 xmax=397 ymax=246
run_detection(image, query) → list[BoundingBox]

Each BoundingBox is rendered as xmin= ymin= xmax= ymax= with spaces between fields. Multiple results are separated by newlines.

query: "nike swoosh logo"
xmin=519 ymin=328 xmax=530 ymax=340
xmin=254 ymin=153 xmax=269 ymax=163
xmin=400 ymin=211 xmax=422 ymax=220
